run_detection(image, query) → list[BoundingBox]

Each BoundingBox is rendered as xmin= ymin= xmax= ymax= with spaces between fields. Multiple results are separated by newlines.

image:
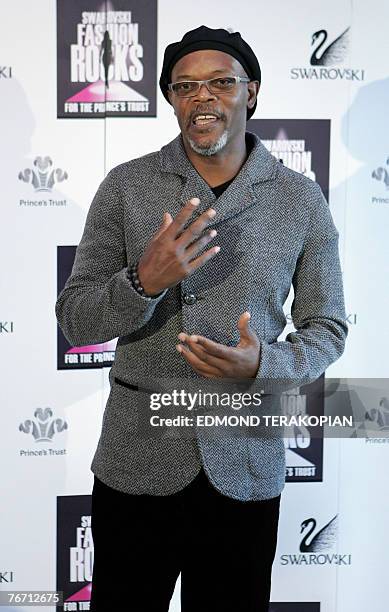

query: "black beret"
xmin=159 ymin=25 xmax=261 ymax=120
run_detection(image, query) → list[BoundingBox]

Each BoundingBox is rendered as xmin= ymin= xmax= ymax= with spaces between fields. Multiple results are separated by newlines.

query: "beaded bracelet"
xmin=127 ymin=262 xmax=152 ymax=298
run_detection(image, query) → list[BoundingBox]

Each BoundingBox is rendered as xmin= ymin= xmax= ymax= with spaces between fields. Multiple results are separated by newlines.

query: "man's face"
xmin=168 ymin=50 xmax=258 ymax=157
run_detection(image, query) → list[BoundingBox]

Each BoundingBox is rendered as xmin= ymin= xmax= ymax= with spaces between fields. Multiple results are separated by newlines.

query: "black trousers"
xmin=90 ymin=467 xmax=281 ymax=612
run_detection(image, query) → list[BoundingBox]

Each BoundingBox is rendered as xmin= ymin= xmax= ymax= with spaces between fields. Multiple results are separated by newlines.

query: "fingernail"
xmin=178 ymin=333 xmax=186 ymax=341
xmin=190 ymin=335 xmax=198 ymax=342
xmin=191 ymin=198 xmax=200 ymax=206
xmin=209 ymin=229 xmax=217 ymax=237
xmin=176 ymin=344 xmax=183 ymax=353
xmin=208 ymin=209 xmax=216 ymax=217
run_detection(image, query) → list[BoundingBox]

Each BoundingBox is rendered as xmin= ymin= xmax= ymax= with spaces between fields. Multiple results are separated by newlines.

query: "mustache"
xmin=187 ymin=108 xmax=227 ymax=126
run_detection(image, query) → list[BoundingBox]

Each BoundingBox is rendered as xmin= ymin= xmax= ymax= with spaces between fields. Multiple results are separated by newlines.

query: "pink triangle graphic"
xmin=66 ymin=338 xmax=117 ymax=354
xmin=66 ymin=581 xmax=92 ymax=601
xmin=66 ymin=80 xmax=148 ymax=103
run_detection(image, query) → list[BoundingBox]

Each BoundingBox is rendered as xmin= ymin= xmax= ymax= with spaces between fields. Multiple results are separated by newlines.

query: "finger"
xmin=178 ymin=333 xmax=227 ymax=368
xmin=186 ymin=245 xmax=221 ymax=272
xmin=177 ymin=342 xmax=221 ymax=376
xmin=184 ymin=228 xmax=217 ymax=261
xmin=176 ymin=207 xmax=217 ymax=249
xmin=152 ymin=212 xmax=173 ymax=241
xmin=165 ymin=198 xmax=200 ymax=239
xmin=237 ymin=312 xmax=260 ymax=347
xmin=189 ymin=335 xmax=237 ymax=359
xmin=176 ymin=343 xmax=221 ymax=377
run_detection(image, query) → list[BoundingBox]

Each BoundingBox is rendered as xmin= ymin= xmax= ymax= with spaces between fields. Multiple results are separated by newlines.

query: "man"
xmin=56 ymin=26 xmax=348 ymax=612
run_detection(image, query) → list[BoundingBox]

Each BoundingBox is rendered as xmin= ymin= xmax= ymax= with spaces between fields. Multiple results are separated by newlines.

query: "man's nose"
xmin=193 ymin=82 xmax=217 ymax=102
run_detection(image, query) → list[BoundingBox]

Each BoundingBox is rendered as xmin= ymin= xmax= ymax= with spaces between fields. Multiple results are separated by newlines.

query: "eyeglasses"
xmin=168 ymin=75 xmax=251 ymax=98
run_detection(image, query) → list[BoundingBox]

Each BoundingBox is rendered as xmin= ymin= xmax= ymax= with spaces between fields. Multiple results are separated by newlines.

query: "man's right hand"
xmin=137 ymin=198 xmax=220 ymax=296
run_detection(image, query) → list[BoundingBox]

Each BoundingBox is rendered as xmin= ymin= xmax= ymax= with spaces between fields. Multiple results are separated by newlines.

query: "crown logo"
xmin=19 ymin=407 xmax=68 ymax=442
xmin=365 ymin=397 xmax=389 ymax=431
xmin=18 ymin=156 xmax=68 ymax=192
xmin=372 ymin=157 xmax=389 ymax=190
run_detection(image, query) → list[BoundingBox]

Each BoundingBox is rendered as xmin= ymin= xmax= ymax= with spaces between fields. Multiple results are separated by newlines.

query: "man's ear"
xmin=247 ymin=80 xmax=260 ymax=110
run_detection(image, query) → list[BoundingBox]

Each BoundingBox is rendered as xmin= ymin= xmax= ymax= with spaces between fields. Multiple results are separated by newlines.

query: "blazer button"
xmin=183 ymin=293 xmax=197 ymax=305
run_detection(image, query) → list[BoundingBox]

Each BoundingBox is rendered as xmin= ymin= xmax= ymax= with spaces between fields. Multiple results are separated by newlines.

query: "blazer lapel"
xmin=159 ymin=131 xmax=280 ymax=227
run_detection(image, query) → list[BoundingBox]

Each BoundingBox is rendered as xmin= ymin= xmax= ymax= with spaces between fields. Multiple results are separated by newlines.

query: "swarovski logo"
xmin=285 ymin=312 xmax=357 ymax=326
xmin=0 ymin=571 xmax=14 ymax=582
xmin=0 ymin=66 xmax=12 ymax=78
xmin=0 ymin=322 xmax=14 ymax=333
xmin=19 ymin=408 xmax=68 ymax=442
xmin=280 ymin=514 xmax=352 ymax=565
xmin=18 ymin=156 xmax=68 ymax=192
xmin=290 ymin=27 xmax=365 ymax=81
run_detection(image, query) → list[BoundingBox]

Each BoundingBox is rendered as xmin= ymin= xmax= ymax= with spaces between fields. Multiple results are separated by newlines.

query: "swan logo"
xmin=291 ymin=27 xmax=365 ymax=81
xmin=310 ymin=27 xmax=350 ymax=66
xmin=372 ymin=157 xmax=389 ymax=204
xmin=280 ymin=514 xmax=352 ymax=565
xmin=300 ymin=515 xmax=338 ymax=552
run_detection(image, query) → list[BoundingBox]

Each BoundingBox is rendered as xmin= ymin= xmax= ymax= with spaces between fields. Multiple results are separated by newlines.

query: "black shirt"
xmin=210 ymin=135 xmax=255 ymax=198
xmin=211 ymin=178 xmax=234 ymax=198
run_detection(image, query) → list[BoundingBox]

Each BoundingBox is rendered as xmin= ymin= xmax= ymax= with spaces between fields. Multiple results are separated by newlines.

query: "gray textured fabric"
xmin=55 ymin=131 xmax=348 ymax=501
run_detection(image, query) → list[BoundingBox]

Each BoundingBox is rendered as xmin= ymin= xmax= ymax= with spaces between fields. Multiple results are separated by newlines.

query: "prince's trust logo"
xmin=19 ymin=407 xmax=67 ymax=457
xmin=372 ymin=156 xmax=389 ymax=204
xmin=365 ymin=398 xmax=389 ymax=431
xmin=18 ymin=156 xmax=68 ymax=208
xmin=19 ymin=156 xmax=68 ymax=191
xmin=354 ymin=396 xmax=389 ymax=442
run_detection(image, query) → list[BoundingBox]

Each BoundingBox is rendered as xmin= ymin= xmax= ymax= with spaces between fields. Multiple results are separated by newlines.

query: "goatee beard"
xmin=187 ymin=130 xmax=228 ymax=157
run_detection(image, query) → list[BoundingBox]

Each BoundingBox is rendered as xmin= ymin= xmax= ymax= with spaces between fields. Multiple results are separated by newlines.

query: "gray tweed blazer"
xmin=55 ymin=131 xmax=348 ymax=501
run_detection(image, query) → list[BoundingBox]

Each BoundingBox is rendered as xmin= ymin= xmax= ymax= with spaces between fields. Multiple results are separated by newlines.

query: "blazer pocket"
xmin=114 ymin=376 xmax=156 ymax=395
xmin=102 ymin=377 xmax=144 ymax=432
xmin=114 ymin=377 xmax=139 ymax=392
xmin=109 ymin=376 xmax=162 ymax=432
xmin=246 ymin=436 xmax=285 ymax=479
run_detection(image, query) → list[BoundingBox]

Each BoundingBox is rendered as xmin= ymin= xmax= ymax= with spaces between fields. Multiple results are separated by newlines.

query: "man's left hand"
xmin=176 ymin=312 xmax=261 ymax=379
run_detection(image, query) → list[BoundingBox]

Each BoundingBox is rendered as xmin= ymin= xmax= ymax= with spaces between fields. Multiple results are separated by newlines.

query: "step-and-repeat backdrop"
xmin=1 ymin=1 xmax=389 ymax=610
